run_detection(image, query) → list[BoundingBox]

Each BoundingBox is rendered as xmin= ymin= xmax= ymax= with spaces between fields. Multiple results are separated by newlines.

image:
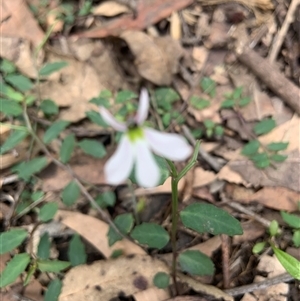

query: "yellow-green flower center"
xmin=127 ymin=127 xmax=144 ymax=143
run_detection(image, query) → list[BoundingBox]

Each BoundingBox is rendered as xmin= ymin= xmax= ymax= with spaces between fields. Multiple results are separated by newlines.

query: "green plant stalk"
xmin=166 ymin=140 xmax=200 ymax=292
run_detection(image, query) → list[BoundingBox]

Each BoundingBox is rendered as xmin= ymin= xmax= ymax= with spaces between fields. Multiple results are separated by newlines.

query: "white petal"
xmin=135 ymin=140 xmax=160 ymax=188
xmin=99 ymin=106 xmax=127 ymax=132
xmin=135 ymin=88 xmax=149 ymax=125
xmin=144 ymin=128 xmax=192 ymax=161
xmin=104 ymin=135 xmax=134 ymax=185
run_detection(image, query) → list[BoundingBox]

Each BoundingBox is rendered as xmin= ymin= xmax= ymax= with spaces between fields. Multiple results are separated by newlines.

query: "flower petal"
xmin=135 ymin=140 xmax=160 ymax=188
xmin=99 ymin=106 xmax=127 ymax=132
xmin=104 ymin=135 xmax=134 ymax=185
xmin=144 ymin=128 xmax=192 ymax=161
xmin=135 ymin=88 xmax=149 ymax=125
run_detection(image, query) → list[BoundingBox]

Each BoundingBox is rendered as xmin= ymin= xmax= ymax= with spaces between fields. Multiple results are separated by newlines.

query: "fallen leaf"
xmin=192 ymin=46 xmax=209 ymax=71
xmin=134 ymin=287 xmax=170 ymax=301
xmin=56 ymin=210 xmax=145 ymax=258
xmin=193 ymin=167 xmax=216 ymax=188
xmin=232 ymin=220 xmax=265 ymax=245
xmin=170 ymin=12 xmax=181 ymax=40
xmin=93 ymin=1 xmax=130 ymax=17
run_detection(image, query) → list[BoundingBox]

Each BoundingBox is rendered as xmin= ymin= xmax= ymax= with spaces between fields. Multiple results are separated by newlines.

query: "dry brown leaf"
xmin=56 ymin=210 xmax=145 ymax=258
xmin=93 ymin=1 xmax=130 ymax=17
xmin=192 ymin=167 xmax=216 ymax=188
xmin=134 ymin=287 xmax=170 ymax=301
xmin=120 ymin=31 xmax=183 ymax=85
xmin=0 ymin=0 xmax=44 ymax=48
xmin=232 ymin=220 xmax=265 ymax=245
xmin=59 ymin=255 xmax=168 ymax=301
xmin=189 ymin=236 xmax=221 ymax=257
xmin=192 ymin=46 xmax=209 ymax=71
xmin=170 ymin=12 xmax=182 ymax=40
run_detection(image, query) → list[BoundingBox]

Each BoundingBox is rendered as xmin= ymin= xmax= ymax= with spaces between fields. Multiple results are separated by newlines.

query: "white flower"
xmin=99 ymin=88 xmax=192 ymax=188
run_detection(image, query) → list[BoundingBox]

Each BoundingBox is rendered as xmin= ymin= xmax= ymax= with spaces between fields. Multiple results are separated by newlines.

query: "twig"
xmin=268 ymin=0 xmax=300 ymax=63
xmin=182 ymin=125 xmax=223 ymax=172
xmin=224 ymin=272 xmax=294 ymax=296
xmin=221 ymin=234 xmax=230 ymax=289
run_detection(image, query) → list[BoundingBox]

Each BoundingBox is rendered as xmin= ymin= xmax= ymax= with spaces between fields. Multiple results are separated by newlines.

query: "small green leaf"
xmin=44 ymin=279 xmax=62 ymax=301
xmin=0 ymin=59 xmax=16 ymax=74
xmin=269 ymin=220 xmax=279 ymax=237
xmin=203 ymin=119 xmax=215 ymax=129
xmin=221 ymin=99 xmax=235 ymax=109
xmin=95 ymin=191 xmax=116 ymax=209
xmin=292 ymin=230 xmax=300 ymax=247
xmin=60 ymin=134 xmax=76 ymax=163
xmin=12 ymin=156 xmax=48 ymax=181
xmin=116 ymin=90 xmax=138 ymax=104
xmin=155 ymin=88 xmax=180 ymax=106
xmin=110 ymin=249 xmax=123 ymax=259
xmin=61 ymin=181 xmax=80 ymax=206
xmin=39 ymin=61 xmax=68 ymax=76
xmin=280 ymin=211 xmax=300 ymax=229
xmin=241 ymin=140 xmax=260 ymax=156
xmin=86 ymin=110 xmax=108 ymax=127
xmin=252 ymin=152 xmax=270 ymax=168
xmin=0 ymin=229 xmax=27 ymax=255
xmin=191 ymin=128 xmax=203 ymax=139
xmin=31 ymin=191 xmax=44 ymax=202
xmin=0 ymin=98 xmax=23 ymax=116
xmin=153 ymin=272 xmax=170 ymax=289
xmin=190 ymin=96 xmax=210 ymax=110
xmin=0 ymin=130 xmax=28 ymax=155
xmin=37 ymin=232 xmax=51 ymax=260
xmin=89 ymin=97 xmax=110 ymax=107
xmin=38 ymin=202 xmax=58 ymax=222
xmin=78 ymin=139 xmax=106 ymax=158
xmin=0 ymin=253 xmax=30 ymax=288
xmin=180 ymin=203 xmax=243 ymax=236
xmin=200 ymin=77 xmax=216 ymax=97
xmin=131 ymin=223 xmax=169 ymax=249
xmin=214 ymin=125 xmax=224 ymax=136
xmin=0 ymin=83 xmax=23 ymax=101
xmin=162 ymin=112 xmax=171 ymax=127
xmin=5 ymin=74 xmax=33 ymax=92
xmin=252 ymin=242 xmax=266 ymax=254
xmin=43 ymin=120 xmax=70 ymax=144
xmin=107 ymin=213 xmax=134 ymax=246
xmin=179 ymin=250 xmax=215 ymax=276
xmin=267 ymin=142 xmax=289 ymax=152
xmin=254 ymin=118 xmax=276 ymax=135
xmin=271 ymin=154 xmax=288 ymax=162
xmin=40 ymin=99 xmax=59 ymax=115
xmin=272 ymin=247 xmax=300 ymax=280
xmin=68 ymin=234 xmax=87 ymax=266
xmin=232 ymin=87 xmax=243 ymax=99
xmin=239 ymin=97 xmax=251 ymax=107
xmin=37 ymin=259 xmax=70 ymax=273
xmin=78 ymin=0 xmax=92 ymax=16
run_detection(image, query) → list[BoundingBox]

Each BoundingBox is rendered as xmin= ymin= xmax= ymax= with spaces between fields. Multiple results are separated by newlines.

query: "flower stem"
xmin=166 ymin=140 xmax=200 ymax=295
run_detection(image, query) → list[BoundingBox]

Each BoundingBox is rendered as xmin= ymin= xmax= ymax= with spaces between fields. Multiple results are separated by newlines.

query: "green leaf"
xmin=78 ymin=0 xmax=92 ymax=16
xmin=153 ymin=272 xmax=170 ymax=289
xmin=241 ymin=140 xmax=260 ymax=156
xmin=239 ymin=97 xmax=251 ymax=107
xmin=270 ymin=154 xmax=288 ymax=162
xmin=116 ymin=90 xmax=138 ymax=104
xmin=190 ymin=96 xmax=210 ymax=110
xmin=0 ymin=130 xmax=28 ymax=155
xmin=38 ymin=202 xmax=58 ymax=222
xmin=37 ymin=259 xmax=70 ymax=273
xmin=107 ymin=213 xmax=134 ymax=246
xmin=179 ymin=250 xmax=215 ymax=276
xmin=272 ymin=247 xmax=300 ymax=280
xmin=60 ymin=134 xmax=76 ymax=163
xmin=220 ymin=99 xmax=235 ymax=109
xmin=0 ymin=82 xmax=23 ymax=101
xmin=131 ymin=223 xmax=169 ymax=249
xmin=267 ymin=142 xmax=289 ymax=152
xmin=155 ymin=88 xmax=180 ymax=106
xmin=61 ymin=181 xmax=80 ymax=206
xmin=39 ymin=61 xmax=68 ymax=76
xmin=269 ymin=220 xmax=279 ymax=237
xmin=37 ymin=232 xmax=51 ymax=260
xmin=0 ymin=98 xmax=23 ymax=116
xmin=200 ymin=77 xmax=216 ymax=97
xmin=292 ymin=230 xmax=300 ymax=247
xmin=203 ymin=119 xmax=215 ymax=129
xmin=5 ymin=74 xmax=33 ymax=92
xmin=31 ymin=191 xmax=44 ymax=202
xmin=68 ymin=234 xmax=87 ymax=266
xmin=0 ymin=253 xmax=30 ymax=288
xmin=43 ymin=120 xmax=70 ymax=144
xmin=12 ymin=156 xmax=48 ymax=181
xmin=252 ymin=242 xmax=266 ymax=254
xmin=95 ymin=191 xmax=116 ymax=209
xmin=40 ymin=99 xmax=59 ymax=115
xmin=191 ymin=128 xmax=203 ymax=139
xmin=0 ymin=59 xmax=16 ymax=74
xmin=0 ymin=229 xmax=27 ymax=255
xmin=180 ymin=203 xmax=243 ymax=236
xmin=280 ymin=211 xmax=300 ymax=229
xmin=89 ymin=97 xmax=110 ymax=107
xmin=86 ymin=110 xmax=108 ymax=127
xmin=214 ymin=125 xmax=224 ymax=136
xmin=232 ymin=86 xmax=243 ymax=99
xmin=162 ymin=112 xmax=171 ymax=127
xmin=252 ymin=152 xmax=270 ymax=168
xmin=254 ymin=118 xmax=276 ymax=135
xmin=78 ymin=139 xmax=106 ymax=158
xmin=44 ymin=279 xmax=62 ymax=301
